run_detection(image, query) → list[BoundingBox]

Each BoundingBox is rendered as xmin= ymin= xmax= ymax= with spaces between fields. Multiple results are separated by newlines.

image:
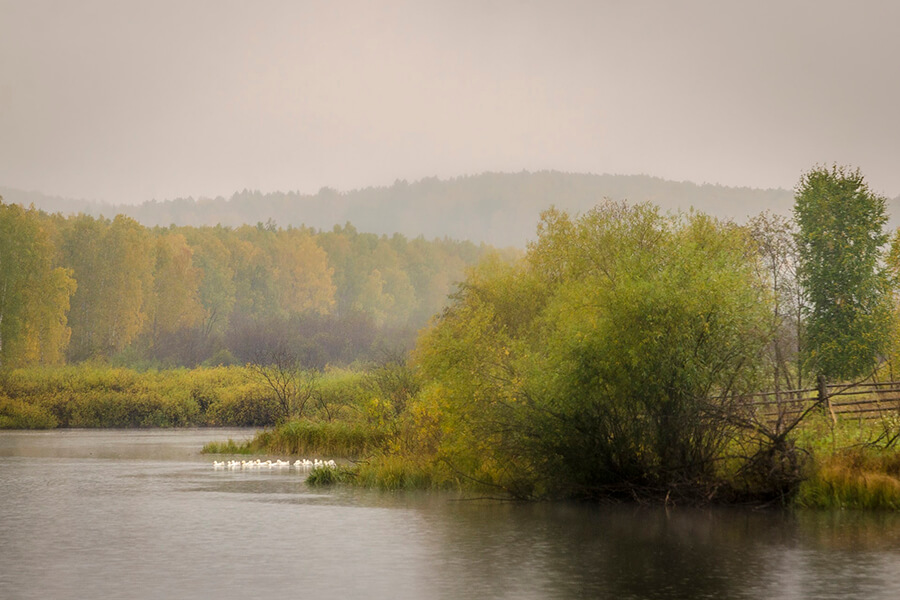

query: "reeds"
xmin=795 ymin=448 xmax=900 ymax=509
xmin=200 ymin=438 xmax=255 ymax=455
xmin=305 ymin=465 xmax=356 ymax=486
xmin=246 ymin=419 xmax=386 ymax=457
xmin=352 ymin=455 xmax=441 ymax=491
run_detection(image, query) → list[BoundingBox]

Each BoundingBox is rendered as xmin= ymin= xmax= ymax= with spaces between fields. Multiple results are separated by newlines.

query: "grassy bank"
xmin=790 ymin=413 xmax=900 ymax=509
xmin=310 ymin=410 xmax=900 ymax=505
xmin=0 ymin=365 xmax=367 ymax=429
xmin=795 ymin=448 xmax=900 ymax=509
xmin=6 ymin=365 xmax=900 ymax=508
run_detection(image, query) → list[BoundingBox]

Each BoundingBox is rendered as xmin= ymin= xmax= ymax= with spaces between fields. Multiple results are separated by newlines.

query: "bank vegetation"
xmin=4 ymin=166 xmax=900 ymax=508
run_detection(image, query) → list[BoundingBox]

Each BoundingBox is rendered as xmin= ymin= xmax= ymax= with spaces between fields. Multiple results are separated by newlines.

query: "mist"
xmin=2 ymin=0 xmax=900 ymax=206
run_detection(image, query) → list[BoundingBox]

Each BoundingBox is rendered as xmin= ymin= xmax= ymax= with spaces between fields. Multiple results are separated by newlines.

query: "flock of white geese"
xmin=212 ymin=458 xmax=337 ymax=470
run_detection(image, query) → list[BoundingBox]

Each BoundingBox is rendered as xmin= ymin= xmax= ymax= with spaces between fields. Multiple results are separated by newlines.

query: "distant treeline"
xmin=0 ymin=201 xmax=505 ymax=369
xmin=2 ymin=172 xmax=814 ymax=247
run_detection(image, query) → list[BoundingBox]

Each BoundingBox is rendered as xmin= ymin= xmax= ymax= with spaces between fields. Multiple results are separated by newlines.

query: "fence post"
xmin=817 ymin=373 xmax=836 ymax=425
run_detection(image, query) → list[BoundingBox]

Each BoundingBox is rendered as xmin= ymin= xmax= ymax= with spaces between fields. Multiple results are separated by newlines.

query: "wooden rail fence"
xmin=738 ymin=381 xmax=900 ymax=423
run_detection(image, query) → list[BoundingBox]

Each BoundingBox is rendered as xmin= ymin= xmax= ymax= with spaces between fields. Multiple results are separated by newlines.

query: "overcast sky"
xmin=2 ymin=0 xmax=899 ymax=204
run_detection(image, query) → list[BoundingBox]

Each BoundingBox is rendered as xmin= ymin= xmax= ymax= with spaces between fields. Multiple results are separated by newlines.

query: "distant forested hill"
xmin=4 ymin=172 xmax=899 ymax=247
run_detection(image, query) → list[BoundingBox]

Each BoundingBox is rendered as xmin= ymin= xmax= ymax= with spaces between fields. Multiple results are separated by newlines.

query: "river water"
xmin=1 ymin=429 xmax=899 ymax=600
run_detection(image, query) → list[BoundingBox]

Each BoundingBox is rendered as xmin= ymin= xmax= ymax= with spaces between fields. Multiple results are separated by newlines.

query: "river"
xmin=1 ymin=429 xmax=899 ymax=599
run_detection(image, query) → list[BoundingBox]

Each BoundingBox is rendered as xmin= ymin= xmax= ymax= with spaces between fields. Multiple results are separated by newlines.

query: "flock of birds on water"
xmin=212 ymin=458 xmax=337 ymax=470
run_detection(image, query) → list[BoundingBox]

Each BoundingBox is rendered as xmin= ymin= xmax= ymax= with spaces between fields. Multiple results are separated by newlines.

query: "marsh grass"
xmin=795 ymin=448 xmax=900 ymax=509
xmin=201 ymin=438 xmax=255 ymax=454
xmin=305 ymin=465 xmax=356 ymax=486
xmin=0 ymin=365 xmax=262 ymax=428
xmin=352 ymin=455 xmax=443 ymax=491
xmin=202 ymin=419 xmax=387 ymax=458
xmin=252 ymin=419 xmax=386 ymax=457
xmin=0 ymin=365 xmax=371 ymax=429
xmin=786 ymin=410 xmax=900 ymax=509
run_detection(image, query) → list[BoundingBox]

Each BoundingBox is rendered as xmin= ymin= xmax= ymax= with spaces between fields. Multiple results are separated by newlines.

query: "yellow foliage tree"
xmin=0 ymin=201 xmax=76 ymax=367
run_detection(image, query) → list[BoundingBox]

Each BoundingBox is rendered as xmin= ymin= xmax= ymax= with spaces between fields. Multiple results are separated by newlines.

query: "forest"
xmin=0 ymin=202 xmax=502 ymax=369
xmin=3 ymin=166 xmax=900 ymax=507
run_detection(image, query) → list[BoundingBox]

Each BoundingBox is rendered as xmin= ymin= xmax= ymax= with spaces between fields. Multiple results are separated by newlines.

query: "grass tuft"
xmin=353 ymin=455 xmax=438 ymax=491
xmin=201 ymin=438 xmax=255 ymax=455
xmin=250 ymin=419 xmax=385 ymax=457
xmin=306 ymin=465 xmax=356 ymax=486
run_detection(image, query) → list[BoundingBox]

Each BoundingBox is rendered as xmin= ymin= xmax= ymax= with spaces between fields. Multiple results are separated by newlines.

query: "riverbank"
xmin=5 ymin=365 xmax=900 ymax=508
xmin=201 ymin=412 xmax=900 ymax=509
xmin=0 ymin=364 xmax=372 ymax=429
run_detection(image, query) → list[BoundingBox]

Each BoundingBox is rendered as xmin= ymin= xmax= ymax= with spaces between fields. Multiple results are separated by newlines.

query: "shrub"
xmin=203 ymin=384 xmax=279 ymax=426
xmin=0 ymin=394 xmax=58 ymax=429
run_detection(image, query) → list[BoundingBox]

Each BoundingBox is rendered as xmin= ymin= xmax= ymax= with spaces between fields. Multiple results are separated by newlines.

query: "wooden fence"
xmin=739 ymin=381 xmax=900 ymax=423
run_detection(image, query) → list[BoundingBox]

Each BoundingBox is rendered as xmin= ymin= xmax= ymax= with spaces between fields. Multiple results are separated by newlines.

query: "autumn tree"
xmin=269 ymin=228 xmax=335 ymax=316
xmin=0 ymin=202 xmax=76 ymax=367
xmin=244 ymin=322 xmax=319 ymax=421
xmin=179 ymin=227 xmax=237 ymax=348
xmin=148 ymin=233 xmax=203 ymax=337
xmin=62 ymin=215 xmax=154 ymax=361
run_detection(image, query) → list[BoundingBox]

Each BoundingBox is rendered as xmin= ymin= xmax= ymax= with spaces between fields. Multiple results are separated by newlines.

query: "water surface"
xmin=2 ymin=429 xmax=899 ymax=599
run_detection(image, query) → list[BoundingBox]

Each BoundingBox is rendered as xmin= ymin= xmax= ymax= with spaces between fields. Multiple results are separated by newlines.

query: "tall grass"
xmin=352 ymin=455 xmax=439 ymax=490
xmin=200 ymin=438 xmax=255 ymax=454
xmin=787 ymin=410 xmax=900 ymax=509
xmin=306 ymin=465 xmax=356 ymax=486
xmin=0 ymin=365 xmax=372 ymax=429
xmin=243 ymin=419 xmax=386 ymax=457
xmin=795 ymin=448 xmax=900 ymax=509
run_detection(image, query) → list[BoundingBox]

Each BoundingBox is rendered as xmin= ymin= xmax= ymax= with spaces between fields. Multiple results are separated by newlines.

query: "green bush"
xmin=312 ymin=368 xmax=368 ymax=421
xmin=204 ymin=385 xmax=279 ymax=426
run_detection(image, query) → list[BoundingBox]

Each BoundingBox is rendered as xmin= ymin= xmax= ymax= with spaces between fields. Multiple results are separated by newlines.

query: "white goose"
xmin=214 ymin=457 xmax=337 ymax=471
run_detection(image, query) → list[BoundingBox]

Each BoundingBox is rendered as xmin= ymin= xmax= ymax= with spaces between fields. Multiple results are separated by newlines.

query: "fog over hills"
xmin=1 ymin=171 xmax=829 ymax=248
xmin=5 ymin=3 xmax=900 ymax=223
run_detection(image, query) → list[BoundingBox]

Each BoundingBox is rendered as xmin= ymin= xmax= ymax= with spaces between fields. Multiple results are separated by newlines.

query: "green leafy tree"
xmin=413 ymin=202 xmax=772 ymax=499
xmin=793 ymin=165 xmax=892 ymax=381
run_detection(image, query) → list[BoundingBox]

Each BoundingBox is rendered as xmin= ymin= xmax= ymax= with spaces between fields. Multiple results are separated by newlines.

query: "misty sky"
xmin=2 ymin=0 xmax=899 ymax=204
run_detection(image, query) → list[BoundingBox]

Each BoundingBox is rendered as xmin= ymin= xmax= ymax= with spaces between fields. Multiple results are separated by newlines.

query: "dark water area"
xmin=1 ymin=430 xmax=899 ymax=599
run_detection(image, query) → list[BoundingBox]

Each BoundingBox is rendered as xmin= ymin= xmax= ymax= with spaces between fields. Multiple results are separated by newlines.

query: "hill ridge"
xmin=1 ymin=171 xmax=872 ymax=247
